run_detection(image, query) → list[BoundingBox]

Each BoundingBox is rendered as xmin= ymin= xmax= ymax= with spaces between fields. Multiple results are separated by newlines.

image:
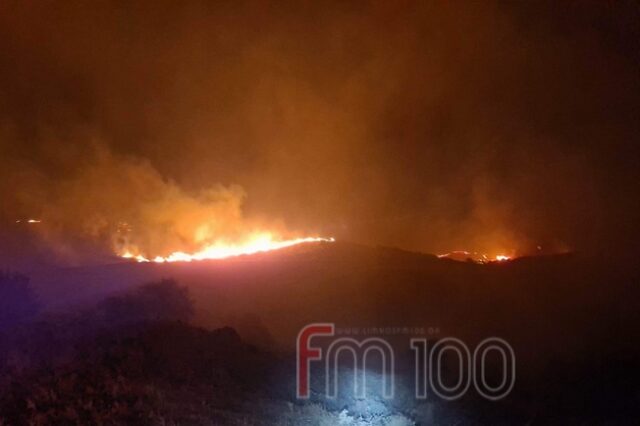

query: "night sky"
xmin=1 ymin=1 xmax=639 ymax=263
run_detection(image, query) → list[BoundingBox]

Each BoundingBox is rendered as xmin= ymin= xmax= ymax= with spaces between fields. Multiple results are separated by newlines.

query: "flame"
xmin=15 ymin=218 xmax=42 ymax=224
xmin=438 ymin=250 xmax=514 ymax=263
xmin=119 ymin=233 xmax=334 ymax=263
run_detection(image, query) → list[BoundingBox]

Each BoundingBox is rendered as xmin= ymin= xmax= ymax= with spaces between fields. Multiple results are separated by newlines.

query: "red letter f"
xmin=297 ymin=323 xmax=335 ymax=398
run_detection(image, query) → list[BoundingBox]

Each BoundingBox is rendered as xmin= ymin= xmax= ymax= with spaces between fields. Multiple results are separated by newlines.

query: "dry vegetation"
xmin=0 ymin=276 xmax=418 ymax=425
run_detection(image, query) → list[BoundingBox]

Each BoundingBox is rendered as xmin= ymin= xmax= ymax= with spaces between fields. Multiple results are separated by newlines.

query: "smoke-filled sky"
xmin=1 ymin=0 xmax=639 ymax=262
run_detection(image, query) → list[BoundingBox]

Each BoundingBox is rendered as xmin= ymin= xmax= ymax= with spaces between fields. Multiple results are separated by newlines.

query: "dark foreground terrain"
xmin=1 ymin=242 xmax=639 ymax=424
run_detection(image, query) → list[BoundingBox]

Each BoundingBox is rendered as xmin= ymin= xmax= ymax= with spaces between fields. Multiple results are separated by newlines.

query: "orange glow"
xmin=119 ymin=233 xmax=334 ymax=263
xmin=15 ymin=218 xmax=42 ymax=224
xmin=438 ymin=250 xmax=514 ymax=263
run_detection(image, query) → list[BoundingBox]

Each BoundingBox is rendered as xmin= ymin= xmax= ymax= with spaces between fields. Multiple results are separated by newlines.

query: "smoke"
xmin=10 ymin=143 xmax=295 ymax=262
xmin=1 ymin=0 xmax=639 ymax=263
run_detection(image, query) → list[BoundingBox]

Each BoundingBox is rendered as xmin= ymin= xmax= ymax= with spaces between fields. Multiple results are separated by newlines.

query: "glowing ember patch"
xmin=437 ymin=250 xmax=470 ymax=258
xmin=120 ymin=235 xmax=335 ymax=263
xmin=438 ymin=250 xmax=515 ymax=263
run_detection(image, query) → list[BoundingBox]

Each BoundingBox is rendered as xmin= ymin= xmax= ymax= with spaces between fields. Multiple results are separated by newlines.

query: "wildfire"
xmin=120 ymin=233 xmax=334 ymax=263
xmin=437 ymin=250 xmax=513 ymax=263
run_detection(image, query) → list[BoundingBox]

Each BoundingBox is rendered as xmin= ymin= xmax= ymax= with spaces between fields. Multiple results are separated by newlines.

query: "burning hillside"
xmin=6 ymin=148 xmax=337 ymax=265
xmin=1 ymin=1 xmax=640 ymax=423
xmin=437 ymin=250 xmax=513 ymax=263
xmin=120 ymin=234 xmax=334 ymax=263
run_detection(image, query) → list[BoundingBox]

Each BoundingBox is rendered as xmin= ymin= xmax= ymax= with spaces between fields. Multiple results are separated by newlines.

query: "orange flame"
xmin=437 ymin=250 xmax=514 ymax=263
xmin=120 ymin=233 xmax=334 ymax=263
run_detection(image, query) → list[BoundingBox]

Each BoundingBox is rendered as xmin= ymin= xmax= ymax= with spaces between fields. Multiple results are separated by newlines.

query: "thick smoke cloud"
xmin=0 ymin=1 xmax=639 ymax=263
xmin=35 ymin=145 xmax=282 ymax=260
